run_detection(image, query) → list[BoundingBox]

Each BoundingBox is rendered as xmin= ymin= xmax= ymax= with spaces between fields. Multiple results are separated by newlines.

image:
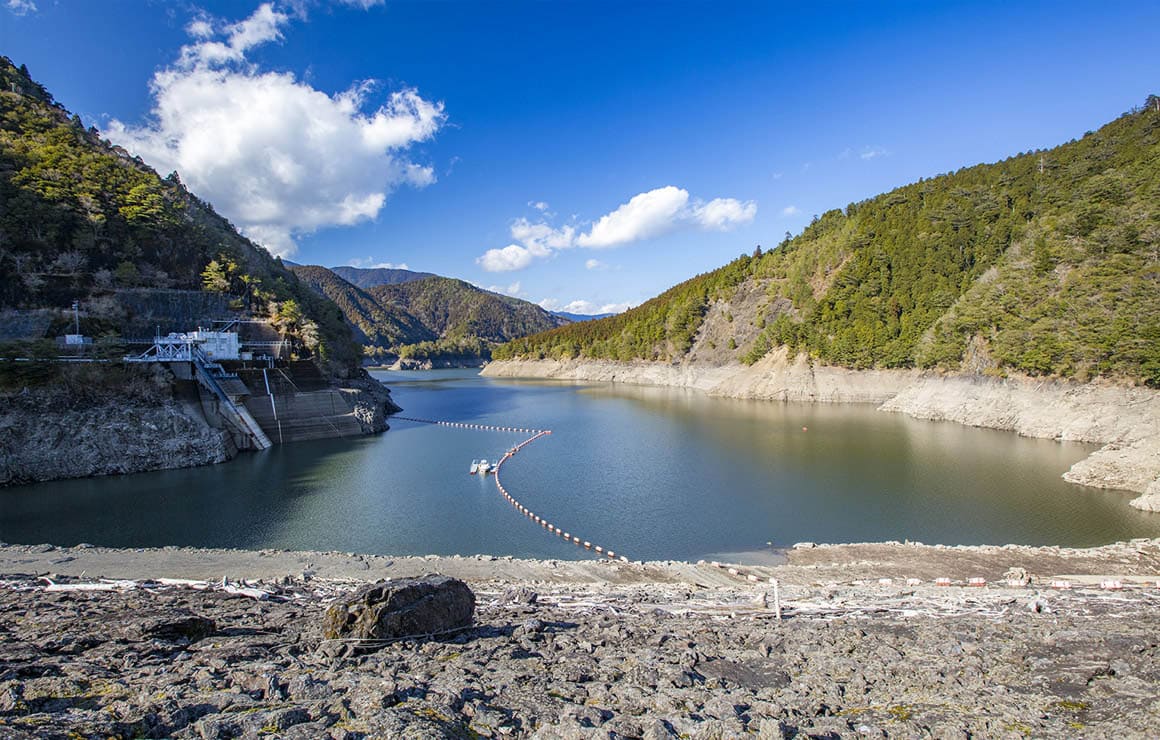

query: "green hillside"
xmin=371 ymin=277 xmax=564 ymax=342
xmin=288 ymin=265 xmax=435 ymax=349
xmin=289 ymin=267 xmax=566 ymax=363
xmin=329 ymin=265 xmax=436 ymax=289
xmin=0 ymin=57 xmax=360 ymax=373
xmin=497 ymin=98 xmax=1160 ymax=386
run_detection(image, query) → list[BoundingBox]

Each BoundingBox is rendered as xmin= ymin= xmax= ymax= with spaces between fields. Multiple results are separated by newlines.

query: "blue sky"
xmin=3 ymin=1 xmax=1157 ymax=314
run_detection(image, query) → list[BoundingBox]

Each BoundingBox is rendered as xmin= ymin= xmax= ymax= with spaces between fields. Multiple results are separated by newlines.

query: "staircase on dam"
xmin=189 ymin=349 xmax=273 ymax=451
xmin=237 ymin=362 xmax=365 ymax=444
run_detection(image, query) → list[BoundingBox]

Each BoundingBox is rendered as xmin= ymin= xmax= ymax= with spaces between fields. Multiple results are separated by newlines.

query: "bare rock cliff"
xmin=0 ymin=395 xmax=232 ymax=486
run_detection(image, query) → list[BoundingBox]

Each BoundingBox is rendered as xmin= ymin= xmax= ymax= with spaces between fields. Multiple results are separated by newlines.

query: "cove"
xmin=2 ymin=369 xmax=1158 ymax=562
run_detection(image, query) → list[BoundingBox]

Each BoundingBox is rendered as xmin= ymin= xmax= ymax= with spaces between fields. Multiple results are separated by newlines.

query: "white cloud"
xmin=692 ymin=197 xmax=758 ymax=230
xmin=347 ymin=257 xmax=409 ymax=270
xmin=337 ymin=0 xmax=386 ymax=8
xmin=782 ymin=205 xmax=800 ymax=216
xmin=478 ymin=185 xmax=756 ymax=272
xmin=539 ymin=298 xmax=634 ymax=315
xmin=510 ymin=218 xmax=575 ymax=255
xmin=860 ymin=146 xmax=887 ymax=160
xmin=528 ymin=200 xmax=550 ymax=212
xmin=585 ymin=259 xmax=607 ymax=270
xmin=576 ymin=186 xmax=689 ymax=248
xmin=598 ymin=301 xmax=634 ymax=314
xmin=105 ymin=4 xmax=445 ymax=258
xmin=177 ymin=2 xmax=289 ymax=69
xmin=186 ymin=18 xmax=215 ymax=38
xmin=5 ymin=0 xmax=37 ymax=15
xmin=477 ymin=244 xmax=534 ymax=272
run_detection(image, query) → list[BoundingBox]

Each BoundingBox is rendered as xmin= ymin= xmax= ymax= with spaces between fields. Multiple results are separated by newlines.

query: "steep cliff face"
xmin=340 ymin=370 xmax=403 ymax=434
xmin=0 ymin=394 xmax=233 ymax=486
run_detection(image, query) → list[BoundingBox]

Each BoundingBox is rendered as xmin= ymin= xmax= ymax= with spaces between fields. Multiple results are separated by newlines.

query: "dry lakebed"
xmin=1 ymin=540 xmax=1158 ymax=739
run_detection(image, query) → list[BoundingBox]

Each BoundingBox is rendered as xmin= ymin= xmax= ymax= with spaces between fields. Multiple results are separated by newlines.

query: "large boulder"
xmin=120 ymin=608 xmax=216 ymax=643
xmin=321 ymin=576 xmax=475 ymax=643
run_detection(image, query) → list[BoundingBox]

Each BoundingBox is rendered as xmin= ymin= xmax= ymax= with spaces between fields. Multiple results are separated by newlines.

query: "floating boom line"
xmin=393 ymin=416 xmax=629 ymax=562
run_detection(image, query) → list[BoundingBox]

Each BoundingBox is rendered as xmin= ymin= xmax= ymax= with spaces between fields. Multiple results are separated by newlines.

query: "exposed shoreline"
xmin=3 ymin=538 xmax=1160 ymax=587
xmin=3 ymin=541 xmax=1159 ymax=738
xmin=481 ymin=354 xmax=1160 ymax=511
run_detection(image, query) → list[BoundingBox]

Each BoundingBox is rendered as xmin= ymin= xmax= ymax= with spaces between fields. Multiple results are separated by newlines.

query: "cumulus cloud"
xmin=585 ymin=259 xmax=607 ymax=270
xmin=477 ymin=244 xmax=535 ymax=272
xmin=5 ymin=0 xmax=37 ymax=15
xmin=692 ymin=197 xmax=758 ymax=230
xmin=510 ymin=218 xmax=576 ymax=255
xmin=347 ymin=257 xmax=409 ymax=270
xmin=782 ymin=205 xmax=800 ymax=216
xmin=105 ymin=3 xmax=445 ymax=257
xmin=528 ymin=200 xmax=550 ymax=212
xmin=477 ymin=186 xmax=756 ymax=272
xmin=576 ymin=186 xmax=690 ymax=248
xmin=177 ymin=2 xmax=289 ymax=68
xmin=539 ymin=298 xmax=634 ymax=315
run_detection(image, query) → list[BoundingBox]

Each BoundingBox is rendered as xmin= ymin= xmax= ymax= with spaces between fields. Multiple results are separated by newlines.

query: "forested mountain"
xmin=370 ymin=277 xmax=566 ymax=342
xmin=0 ymin=57 xmax=360 ymax=373
xmin=287 ymin=265 xmax=435 ymax=349
xmin=498 ymin=98 xmax=1160 ymax=386
xmin=289 ymin=266 xmax=567 ymax=363
xmin=329 ymin=265 xmax=436 ymax=289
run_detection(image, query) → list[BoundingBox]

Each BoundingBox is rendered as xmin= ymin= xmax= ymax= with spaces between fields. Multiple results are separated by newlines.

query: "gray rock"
xmin=320 ymin=576 xmax=475 ymax=644
xmin=502 ymin=586 xmax=539 ymax=605
xmin=121 ymin=608 xmax=216 ymax=643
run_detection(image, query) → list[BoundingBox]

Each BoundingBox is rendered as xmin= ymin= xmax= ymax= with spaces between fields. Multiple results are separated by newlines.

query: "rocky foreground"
xmin=1 ymin=541 xmax=1159 ymax=738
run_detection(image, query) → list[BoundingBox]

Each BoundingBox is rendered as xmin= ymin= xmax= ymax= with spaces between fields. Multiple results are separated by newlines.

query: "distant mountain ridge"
xmin=288 ymin=264 xmax=567 ymax=364
xmin=329 ymin=265 xmax=436 ymax=289
xmin=498 ymin=98 xmax=1160 ymax=386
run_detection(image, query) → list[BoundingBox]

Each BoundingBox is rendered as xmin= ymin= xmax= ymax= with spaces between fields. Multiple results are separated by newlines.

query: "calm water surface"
xmin=3 ymin=369 xmax=1158 ymax=561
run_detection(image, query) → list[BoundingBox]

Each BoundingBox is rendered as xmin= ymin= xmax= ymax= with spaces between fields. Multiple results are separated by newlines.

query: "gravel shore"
xmin=2 ymin=541 xmax=1159 ymax=738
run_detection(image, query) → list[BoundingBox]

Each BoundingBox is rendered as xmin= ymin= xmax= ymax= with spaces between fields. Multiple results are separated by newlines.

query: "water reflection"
xmin=2 ymin=370 xmax=1156 ymax=560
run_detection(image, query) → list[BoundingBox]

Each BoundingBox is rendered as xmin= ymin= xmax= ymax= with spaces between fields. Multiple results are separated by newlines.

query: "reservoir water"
xmin=3 ymin=369 xmax=1158 ymax=562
